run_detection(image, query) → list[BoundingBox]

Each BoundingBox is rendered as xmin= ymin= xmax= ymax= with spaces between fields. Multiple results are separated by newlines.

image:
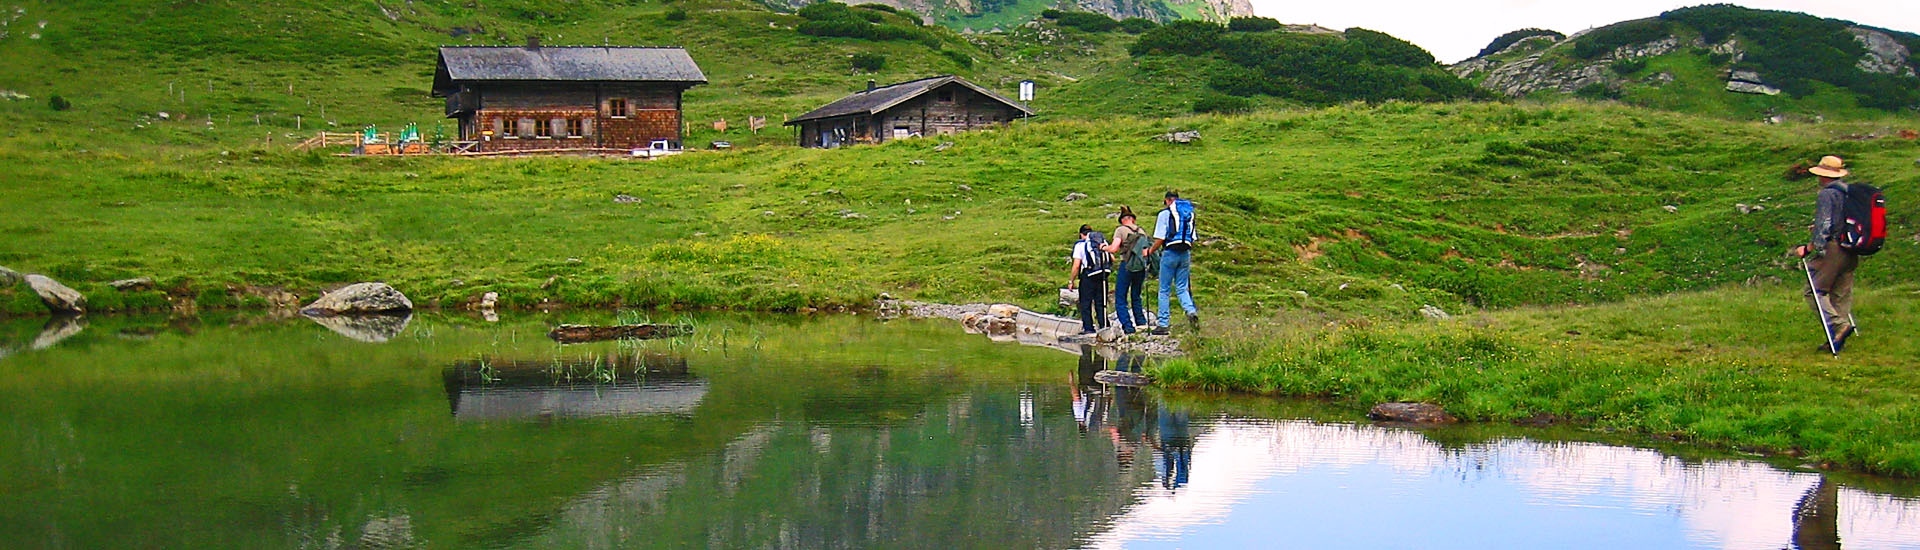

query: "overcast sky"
xmin=1244 ymin=1 xmax=1920 ymax=64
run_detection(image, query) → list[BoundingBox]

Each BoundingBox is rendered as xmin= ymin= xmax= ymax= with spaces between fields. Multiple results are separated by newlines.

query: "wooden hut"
xmin=786 ymin=75 xmax=1034 ymax=149
xmin=431 ymin=41 xmax=707 ymax=153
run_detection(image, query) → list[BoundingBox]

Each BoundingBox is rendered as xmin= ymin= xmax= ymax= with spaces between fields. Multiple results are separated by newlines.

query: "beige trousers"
xmin=1805 ymin=242 xmax=1858 ymax=331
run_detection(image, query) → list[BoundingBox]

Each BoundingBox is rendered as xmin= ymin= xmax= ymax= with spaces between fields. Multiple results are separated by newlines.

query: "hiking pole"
xmin=1802 ymin=258 xmax=1839 ymax=357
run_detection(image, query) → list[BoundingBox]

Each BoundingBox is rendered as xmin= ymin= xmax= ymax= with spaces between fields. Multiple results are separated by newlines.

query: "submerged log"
xmin=547 ymin=324 xmax=693 ymax=344
xmin=1094 ymin=369 xmax=1153 ymax=387
xmin=1367 ymin=402 xmax=1458 ymax=424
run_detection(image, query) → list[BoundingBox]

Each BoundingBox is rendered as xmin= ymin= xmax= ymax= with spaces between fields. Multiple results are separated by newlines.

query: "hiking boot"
xmin=1150 ymin=327 xmax=1170 ymax=336
xmin=1185 ymin=312 xmax=1200 ymax=329
xmin=1834 ymin=326 xmax=1856 ymax=352
xmin=1815 ymin=342 xmax=1838 ymax=355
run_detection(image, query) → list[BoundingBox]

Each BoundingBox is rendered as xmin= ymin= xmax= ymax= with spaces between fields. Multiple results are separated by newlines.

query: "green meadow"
xmin=3 ymin=0 xmax=1919 ymax=475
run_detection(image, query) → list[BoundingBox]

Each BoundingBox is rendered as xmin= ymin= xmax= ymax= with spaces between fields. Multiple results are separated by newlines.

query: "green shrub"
xmin=1227 ymin=16 xmax=1283 ymax=32
xmin=939 ymin=48 xmax=974 ymax=68
xmin=1118 ymin=18 xmax=1158 ymax=34
xmin=856 ymin=3 xmax=897 ymax=13
xmin=1575 ymin=83 xmax=1622 ymax=100
xmin=663 ymin=8 xmax=687 ymax=22
xmin=1611 ymin=57 xmax=1648 ymax=75
xmin=1050 ymin=11 xmax=1120 ymax=33
xmin=48 ymin=95 xmax=71 ymax=111
xmin=850 ymin=52 xmax=885 ymax=72
xmin=1572 ymin=19 xmax=1671 ymax=59
xmin=1476 ymin=28 xmax=1564 ymax=57
xmin=1343 ymin=28 xmax=1435 ymax=68
xmin=1129 ymin=20 xmax=1225 ymax=57
xmin=1192 ymin=93 xmax=1252 ymax=114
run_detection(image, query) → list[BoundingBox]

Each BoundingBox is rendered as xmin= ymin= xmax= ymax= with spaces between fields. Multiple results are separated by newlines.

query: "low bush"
xmin=1572 ymin=19 xmax=1670 ymax=59
xmin=1048 ymin=11 xmax=1120 ymax=33
xmin=851 ymin=52 xmax=885 ymax=72
xmin=663 ymin=8 xmax=686 ymax=21
xmin=1475 ymin=28 xmax=1564 ymax=58
xmin=1118 ymin=18 xmax=1158 ymax=34
xmin=48 ymin=95 xmax=71 ymax=111
xmin=1192 ymin=93 xmax=1252 ymax=114
xmin=1227 ymin=16 xmax=1282 ymax=33
xmin=1134 ymin=23 xmax=1473 ymax=104
xmin=939 ymin=48 xmax=973 ymax=68
xmin=1611 ymin=57 xmax=1648 ymax=75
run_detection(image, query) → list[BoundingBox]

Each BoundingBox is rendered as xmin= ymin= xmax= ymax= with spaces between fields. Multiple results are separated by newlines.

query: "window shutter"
xmin=493 ymin=117 xmax=505 ymax=136
xmin=550 ymin=118 xmax=566 ymax=137
xmin=517 ymin=118 xmax=534 ymax=138
xmin=581 ymin=118 xmax=594 ymax=138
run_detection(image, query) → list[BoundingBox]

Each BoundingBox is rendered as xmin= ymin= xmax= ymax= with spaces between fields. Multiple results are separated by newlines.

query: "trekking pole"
xmin=1802 ymin=258 xmax=1839 ymax=357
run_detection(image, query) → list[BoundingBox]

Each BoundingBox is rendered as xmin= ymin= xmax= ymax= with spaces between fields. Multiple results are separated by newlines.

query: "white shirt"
xmin=1073 ymin=239 xmax=1099 ymax=265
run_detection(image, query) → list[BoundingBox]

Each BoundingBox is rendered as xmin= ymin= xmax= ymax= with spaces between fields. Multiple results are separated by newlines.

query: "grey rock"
xmin=613 ymin=194 xmax=641 ymax=204
xmin=1851 ymin=27 xmax=1915 ymax=76
xmin=1645 ymin=72 xmax=1675 ymax=86
xmin=1728 ymin=70 xmax=1765 ymax=83
xmin=300 ymin=282 xmax=412 ymax=315
xmin=1455 ymin=34 xmax=1694 ymax=97
xmin=909 ymin=159 xmax=926 ymax=165
xmin=0 ymin=265 xmax=20 ymax=287
xmin=109 ymin=277 xmax=154 ymax=291
xmin=307 ymin=312 xmax=412 ymax=343
xmin=26 ymin=274 xmax=85 ymax=313
xmin=1726 ymin=80 xmax=1782 ymax=95
xmin=1094 ymin=369 xmax=1153 ymax=387
xmin=478 ymin=291 xmax=499 ymax=310
xmin=1058 ymin=287 xmax=1078 ymax=308
xmin=1368 ymin=402 xmax=1458 ymax=424
xmin=934 ymin=142 xmax=953 ymax=152
xmin=956 ymin=184 xmax=972 ymax=192
xmin=1063 ymin=192 xmax=1088 ymax=202
xmin=1662 ymin=205 xmax=1679 ymax=213
xmin=1156 ymin=130 xmax=1200 ymax=144
xmin=1419 ymin=305 xmax=1451 ymax=320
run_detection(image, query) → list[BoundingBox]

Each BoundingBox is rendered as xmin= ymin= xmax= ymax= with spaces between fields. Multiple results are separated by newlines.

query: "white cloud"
xmin=1244 ymin=1 xmax=1920 ymax=64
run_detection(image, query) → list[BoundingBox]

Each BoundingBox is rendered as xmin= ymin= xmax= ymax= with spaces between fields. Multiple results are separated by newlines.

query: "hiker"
xmin=1068 ymin=224 xmax=1112 ymax=335
xmin=1103 ymin=206 xmax=1153 ymax=334
xmin=1790 ymin=155 xmax=1885 ymax=353
xmin=1143 ymin=191 xmax=1199 ymax=334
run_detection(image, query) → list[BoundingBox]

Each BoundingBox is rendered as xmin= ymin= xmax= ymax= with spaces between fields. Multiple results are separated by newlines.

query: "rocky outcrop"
xmin=762 ymin=0 xmax=1251 ymax=25
xmin=26 ymin=274 xmax=85 ymax=313
xmin=1368 ymin=402 xmax=1458 ymax=424
xmin=1455 ymin=34 xmax=1696 ymax=97
xmin=300 ymin=282 xmax=412 ymax=315
xmin=0 ymin=265 xmax=21 ymax=287
xmin=1850 ymin=27 xmax=1915 ymax=77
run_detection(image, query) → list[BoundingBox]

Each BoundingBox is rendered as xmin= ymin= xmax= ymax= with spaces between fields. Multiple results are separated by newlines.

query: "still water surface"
xmin=2 ymin=312 xmax=1917 ymax=549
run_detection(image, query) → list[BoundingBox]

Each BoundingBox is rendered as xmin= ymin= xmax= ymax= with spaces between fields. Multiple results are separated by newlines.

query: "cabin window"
xmin=608 ymin=98 xmax=628 ymax=118
xmin=937 ymin=89 xmax=954 ymax=103
xmin=567 ymin=119 xmax=584 ymax=138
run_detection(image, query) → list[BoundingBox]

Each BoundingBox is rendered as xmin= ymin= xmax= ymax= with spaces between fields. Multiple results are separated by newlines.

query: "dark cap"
xmin=1165 ymin=190 xmax=1180 ymax=199
xmin=1079 ymin=224 xmax=1092 ymax=235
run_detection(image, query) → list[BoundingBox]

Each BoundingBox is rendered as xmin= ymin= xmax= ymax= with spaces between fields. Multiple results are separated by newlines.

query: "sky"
xmin=1243 ymin=1 xmax=1920 ymax=64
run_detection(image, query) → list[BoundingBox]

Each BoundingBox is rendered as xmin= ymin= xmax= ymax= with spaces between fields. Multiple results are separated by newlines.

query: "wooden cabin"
xmin=431 ymin=42 xmax=707 ymax=153
xmin=786 ymin=75 xmax=1034 ymax=149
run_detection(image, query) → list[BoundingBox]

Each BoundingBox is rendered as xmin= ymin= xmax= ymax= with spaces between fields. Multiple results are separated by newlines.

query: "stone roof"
xmin=433 ymin=46 xmax=706 ymax=93
xmin=787 ymin=75 xmax=1034 ymax=124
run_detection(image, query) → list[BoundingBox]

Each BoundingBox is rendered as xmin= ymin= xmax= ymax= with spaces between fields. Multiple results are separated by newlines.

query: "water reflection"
xmin=441 ymin=352 xmax=703 ymax=421
xmin=305 ymin=312 xmax=412 ymax=343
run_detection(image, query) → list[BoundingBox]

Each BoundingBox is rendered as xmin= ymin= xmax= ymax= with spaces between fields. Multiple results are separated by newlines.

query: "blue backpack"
xmin=1163 ymin=200 xmax=1196 ymax=251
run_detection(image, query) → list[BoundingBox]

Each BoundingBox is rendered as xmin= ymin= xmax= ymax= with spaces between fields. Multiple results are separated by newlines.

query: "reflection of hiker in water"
xmin=1105 ymin=352 xmax=1151 ymax=467
xmin=1791 ymin=478 xmax=1840 ymax=550
xmin=1073 ymin=346 xmax=1107 ymax=433
xmin=1154 ymin=408 xmax=1193 ymax=489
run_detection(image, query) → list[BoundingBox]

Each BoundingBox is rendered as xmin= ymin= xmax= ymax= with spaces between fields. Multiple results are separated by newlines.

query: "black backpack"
xmin=1837 ymin=183 xmax=1888 ymax=256
xmin=1081 ymin=234 xmax=1113 ymax=277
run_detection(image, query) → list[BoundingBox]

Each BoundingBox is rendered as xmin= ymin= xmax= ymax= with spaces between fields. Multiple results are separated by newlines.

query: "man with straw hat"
xmin=1790 ymin=155 xmax=1860 ymax=353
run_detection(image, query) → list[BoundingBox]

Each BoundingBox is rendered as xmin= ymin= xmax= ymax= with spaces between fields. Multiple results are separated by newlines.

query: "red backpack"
xmin=1837 ymin=183 xmax=1888 ymax=256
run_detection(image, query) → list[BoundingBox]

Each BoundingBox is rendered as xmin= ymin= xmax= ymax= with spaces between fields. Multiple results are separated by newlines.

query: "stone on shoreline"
xmin=1368 ymin=402 xmax=1457 ymax=424
xmin=0 ymin=265 xmax=21 ymax=287
xmin=1094 ymin=369 xmax=1152 ymax=387
xmin=109 ymin=277 xmax=154 ymax=291
xmin=300 ymin=282 xmax=413 ymax=316
xmin=26 ymin=274 xmax=85 ymax=313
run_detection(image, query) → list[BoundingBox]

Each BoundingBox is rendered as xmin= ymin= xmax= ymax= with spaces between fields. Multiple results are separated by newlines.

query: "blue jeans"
xmin=1158 ymin=249 xmax=1196 ymax=326
xmin=1113 ymin=268 xmax=1148 ymax=333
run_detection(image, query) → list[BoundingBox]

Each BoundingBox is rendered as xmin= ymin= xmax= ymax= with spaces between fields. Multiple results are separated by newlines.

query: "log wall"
xmin=457 ymin=82 xmax=686 ymax=152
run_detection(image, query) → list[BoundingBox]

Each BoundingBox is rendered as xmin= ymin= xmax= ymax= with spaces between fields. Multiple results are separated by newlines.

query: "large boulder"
xmin=300 ymin=282 xmax=413 ymax=315
xmin=26 ymin=274 xmax=85 ymax=313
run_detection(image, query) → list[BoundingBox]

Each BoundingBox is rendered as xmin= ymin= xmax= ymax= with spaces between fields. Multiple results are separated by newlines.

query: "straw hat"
xmin=1809 ymin=155 xmax=1849 ymax=178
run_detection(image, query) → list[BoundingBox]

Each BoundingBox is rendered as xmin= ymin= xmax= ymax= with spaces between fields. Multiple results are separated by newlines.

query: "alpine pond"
xmin=2 ymin=312 xmax=1917 ymax=549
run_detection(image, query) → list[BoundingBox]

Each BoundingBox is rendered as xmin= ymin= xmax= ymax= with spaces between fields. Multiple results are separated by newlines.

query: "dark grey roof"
xmin=786 ymin=75 xmax=1035 ymax=124
xmin=434 ymin=46 xmax=706 ymax=92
